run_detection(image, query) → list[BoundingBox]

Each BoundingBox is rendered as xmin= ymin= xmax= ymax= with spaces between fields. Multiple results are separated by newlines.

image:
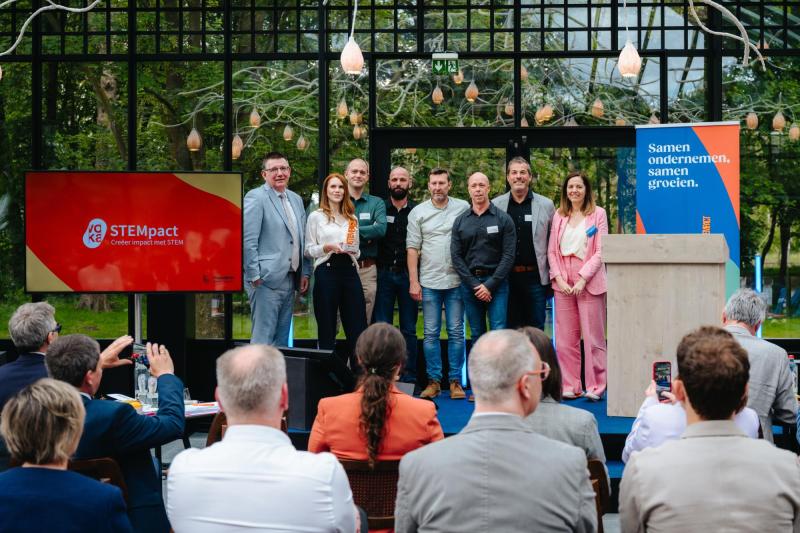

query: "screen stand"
xmin=134 ymin=293 xmax=143 ymax=343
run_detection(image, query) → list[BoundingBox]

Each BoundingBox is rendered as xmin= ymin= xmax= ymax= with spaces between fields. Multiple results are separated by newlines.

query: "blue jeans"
xmin=246 ymin=273 xmax=295 ymax=346
xmin=421 ymin=286 xmax=465 ymax=382
xmin=461 ymin=277 xmax=509 ymax=340
xmin=507 ymin=271 xmax=547 ymax=330
xmin=374 ymin=269 xmax=419 ymax=378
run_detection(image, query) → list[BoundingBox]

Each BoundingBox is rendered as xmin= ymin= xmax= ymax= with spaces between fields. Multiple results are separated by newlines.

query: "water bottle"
xmin=147 ymin=375 xmax=159 ymax=406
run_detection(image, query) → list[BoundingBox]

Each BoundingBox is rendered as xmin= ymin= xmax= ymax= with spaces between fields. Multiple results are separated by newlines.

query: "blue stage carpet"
xmin=432 ymin=390 xmax=635 ymax=436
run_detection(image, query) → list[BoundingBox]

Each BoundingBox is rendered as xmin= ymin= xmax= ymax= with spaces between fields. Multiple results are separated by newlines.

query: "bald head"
xmin=469 ymin=330 xmax=538 ymax=405
xmin=388 ymin=166 xmax=412 ymax=200
xmin=215 ymin=344 xmax=286 ymax=419
xmin=467 ymin=172 xmax=491 ymax=207
xmin=345 ymin=158 xmax=369 ymax=192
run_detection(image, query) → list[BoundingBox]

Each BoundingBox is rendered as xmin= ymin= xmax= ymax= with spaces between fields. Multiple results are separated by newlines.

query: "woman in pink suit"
xmin=547 ymin=171 xmax=608 ymax=401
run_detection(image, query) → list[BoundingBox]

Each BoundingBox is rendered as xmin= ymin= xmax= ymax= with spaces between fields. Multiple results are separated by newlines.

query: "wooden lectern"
xmin=604 ymin=234 xmax=729 ymax=417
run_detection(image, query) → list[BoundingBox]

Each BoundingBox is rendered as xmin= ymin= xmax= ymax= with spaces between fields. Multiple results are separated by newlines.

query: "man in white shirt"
xmin=167 ymin=344 xmax=357 ymax=533
xmin=622 ymin=379 xmax=760 ymax=463
xmin=406 ymin=168 xmax=470 ymax=399
xmin=619 ymin=326 xmax=800 ymax=532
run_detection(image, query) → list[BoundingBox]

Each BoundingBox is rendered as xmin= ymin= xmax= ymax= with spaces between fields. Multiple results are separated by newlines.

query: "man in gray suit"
xmin=620 ymin=326 xmax=800 ymax=533
xmin=722 ymin=288 xmax=797 ymax=442
xmin=492 ymin=157 xmax=555 ymax=330
xmin=395 ymin=329 xmax=596 ymax=533
xmin=243 ymin=152 xmax=311 ymax=346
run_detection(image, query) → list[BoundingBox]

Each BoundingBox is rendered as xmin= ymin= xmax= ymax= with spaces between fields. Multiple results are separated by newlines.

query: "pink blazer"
xmin=547 ymin=205 xmax=608 ymax=295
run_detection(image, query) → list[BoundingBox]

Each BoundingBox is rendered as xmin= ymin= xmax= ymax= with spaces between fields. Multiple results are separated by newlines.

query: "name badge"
xmin=359 ymin=212 xmax=371 ymax=220
xmin=487 ymin=225 xmax=499 ymax=234
xmin=524 ymin=214 xmax=532 ymax=222
xmin=387 ymin=216 xmax=396 ymax=223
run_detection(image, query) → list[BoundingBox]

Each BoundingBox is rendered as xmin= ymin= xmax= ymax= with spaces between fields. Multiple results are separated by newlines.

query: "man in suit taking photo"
xmin=244 ymin=152 xmax=311 ymax=346
xmin=619 ymin=326 xmax=800 ymax=532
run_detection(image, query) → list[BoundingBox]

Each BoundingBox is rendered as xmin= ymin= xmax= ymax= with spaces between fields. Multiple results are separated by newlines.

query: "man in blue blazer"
xmin=47 ymin=334 xmax=185 ymax=533
xmin=244 ymin=151 xmax=312 ymax=346
xmin=0 ymin=302 xmax=59 ymax=410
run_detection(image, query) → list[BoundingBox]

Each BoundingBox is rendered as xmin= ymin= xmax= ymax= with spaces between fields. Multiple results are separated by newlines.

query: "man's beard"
xmin=390 ymin=187 xmax=409 ymax=200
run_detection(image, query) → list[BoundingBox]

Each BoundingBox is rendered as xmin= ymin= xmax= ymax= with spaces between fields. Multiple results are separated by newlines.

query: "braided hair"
xmin=356 ymin=323 xmax=407 ymax=467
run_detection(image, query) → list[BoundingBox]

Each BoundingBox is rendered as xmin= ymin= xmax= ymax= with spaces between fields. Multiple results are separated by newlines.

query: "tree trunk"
xmin=761 ymin=206 xmax=778 ymax=265
xmin=76 ymin=294 xmax=111 ymax=312
xmin=779 ymin=211 xmax=791 ymax=313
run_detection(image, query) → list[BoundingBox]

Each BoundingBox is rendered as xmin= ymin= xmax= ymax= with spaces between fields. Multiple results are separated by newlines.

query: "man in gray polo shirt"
xmin=407 ymin=168 xmax=470 ymax=399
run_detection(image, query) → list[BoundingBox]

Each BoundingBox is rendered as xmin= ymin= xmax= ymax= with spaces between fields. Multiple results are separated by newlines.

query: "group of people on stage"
xmin=243 ymin=151 xmax=608 ymax=400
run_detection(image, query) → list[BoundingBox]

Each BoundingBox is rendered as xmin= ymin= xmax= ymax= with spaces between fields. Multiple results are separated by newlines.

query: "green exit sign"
xmin=432 ymin=52 xmax=459 ymax=75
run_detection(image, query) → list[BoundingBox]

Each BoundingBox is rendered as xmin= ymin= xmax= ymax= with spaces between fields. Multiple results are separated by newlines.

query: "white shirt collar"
xmin=222 ymin=424 xmax=292 ymax=445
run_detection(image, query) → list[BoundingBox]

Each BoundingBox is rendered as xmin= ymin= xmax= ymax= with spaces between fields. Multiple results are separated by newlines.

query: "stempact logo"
xmin=83 ymin=218 xmax=108 ymax=249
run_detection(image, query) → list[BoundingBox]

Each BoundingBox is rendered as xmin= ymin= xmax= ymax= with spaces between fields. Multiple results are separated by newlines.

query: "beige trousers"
xmin=358 ymin=264 xmax=377 ymax=323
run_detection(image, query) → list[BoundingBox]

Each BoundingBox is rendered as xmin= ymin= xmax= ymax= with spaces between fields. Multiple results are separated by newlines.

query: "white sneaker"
xmin=584 ymin=392 xmax=601 ymax=401
xmin=563 ymin=391 xmax=578 ymax=399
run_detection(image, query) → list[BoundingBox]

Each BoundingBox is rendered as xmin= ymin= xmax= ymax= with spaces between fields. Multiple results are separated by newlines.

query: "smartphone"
xmin=132 ymin=343 xmax=149 ymax=366
xmin=653 ymin=361 xmax=672 ymax=402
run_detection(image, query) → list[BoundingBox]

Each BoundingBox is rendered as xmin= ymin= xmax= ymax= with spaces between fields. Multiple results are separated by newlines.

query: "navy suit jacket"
xmin=0 ymin=352 xmax=48 ymax=409
xmin=0 ymin=467 xmax=132 ymax=532
xmin=76 ymin=373 xmax=185 ymax=533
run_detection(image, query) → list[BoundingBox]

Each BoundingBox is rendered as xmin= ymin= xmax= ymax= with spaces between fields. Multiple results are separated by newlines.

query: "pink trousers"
xmin=554 ymin=255 xmax=607 ymax=396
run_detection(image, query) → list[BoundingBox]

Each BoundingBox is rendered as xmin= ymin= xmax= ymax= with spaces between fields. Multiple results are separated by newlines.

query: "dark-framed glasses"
xmin=265 ymin=165 xmax=290 ymax=173
xmin=52 ymin=323 xmax=63 ymax=334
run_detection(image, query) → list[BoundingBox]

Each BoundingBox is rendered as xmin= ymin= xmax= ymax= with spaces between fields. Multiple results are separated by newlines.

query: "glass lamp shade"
xmin=187 ymin=128 xmax=202 ymax=151
xmin=745 ymin=112 xmax=759 ymax=130
xmin=773 ymin=111 xmax=786 ymax=131
xmin=337 ymin=98 xmax=348 ymax=120
xmin=520 ymin=65 xmax=528 ymax=82
xmin=249 ymin=108 xmax=261 ymax=128
xmin=453 ymin=69 xmax=464 ymax=85
xmin=465 ymin=81 xmax=479 ymax=103
xmin=297 ymin=135 xmax=309 ymax=151
xmin=649 ymin=113 xmax=660 ymax=125
xmin=618 ymin=40 xmax=642 ymax=78
xmin=283 ymin=124 xmax=294 ymax=141
xmin=789 ymin=124 xmax=800 ymax=142
xmin=591 ymin=98 xmax=604 ymax=118
xmin=340 ymin=36 xmax=364 ymax=75
xmin=432 ymin=85 xmax=444 ymax=105
xmin=521 ymin=116 xmax=529 ymax=127
xmin=231 ymin=134 xmax=243 ymax=160
xmin=615 ymin=117 xmax=627 ymax=126
xmin=504 ymin=102 xmax=514 ymax=117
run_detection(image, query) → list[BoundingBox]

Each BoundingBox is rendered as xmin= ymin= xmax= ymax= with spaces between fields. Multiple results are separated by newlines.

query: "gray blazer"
xmin=395 ymin=413 xmax=597 ymax=533
xmin=620 ymin=420 xmax=800 ymax=533
xmin=492 ymin=191 xmax=555 ymax=284
xmin=525 ymin=398 xmax=608 ymax=490
xmin=243 ymin=184 xmax=310 ymax=288
xmin=724 ymin=324 xmax=798 ymax=442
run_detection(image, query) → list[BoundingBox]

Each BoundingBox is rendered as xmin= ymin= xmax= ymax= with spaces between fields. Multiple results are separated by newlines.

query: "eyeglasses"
xmin=522 ymin=361 xmax=550 ymax=381
xmin=264 ymin=166 xmax=290 ymax=173
xmin=52 ymin=323 xmax=62 ymax=334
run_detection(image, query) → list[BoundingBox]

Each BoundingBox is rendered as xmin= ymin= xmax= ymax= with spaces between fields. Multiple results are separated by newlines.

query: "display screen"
xmin=25 ymin=171 xmax=243 ymax=293
xmin=654 ymin=361 xmax=672 ymax=393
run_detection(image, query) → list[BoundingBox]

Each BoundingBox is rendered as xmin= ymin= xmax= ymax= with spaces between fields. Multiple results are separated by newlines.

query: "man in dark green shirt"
xmin=345 ymin=158 xmax=387 ymax=322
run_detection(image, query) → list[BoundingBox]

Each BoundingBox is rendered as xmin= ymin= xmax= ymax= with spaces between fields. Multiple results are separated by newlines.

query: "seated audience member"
xmin=619 ymin=326 xmax=800 ymax=532
xmin=309 ymin=323 xmax=444 ymax=464
xmin=0 ymin=303 xmax=134 ymax=410
xmin=395 ymin=330 xmax=596 ymax=533
xmin=520 ymin=327 xmax=608 ymax=486
xmin=168 ymin=344 xmax=358 ymax=533
xmin=723 ymin=288 xmax=797 ymax=442
xmin=0 ymin=378 xmax=133 ymax=533
xmin=46 ymin=335 xmax=184 ymax=533
xmin=0 ymin=302 xmax=58 ymax=409
xmin=622 ymin=378 xmax=759 ymax=463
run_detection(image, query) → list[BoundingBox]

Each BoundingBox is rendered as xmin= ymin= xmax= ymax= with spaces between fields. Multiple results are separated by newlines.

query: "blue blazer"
xmin=0 ymin=352 xmax=48 ymax=409
xmin=76 ymin=374 xmax=185 ymax=533
xmin=243 ymin=184 xmax=312 ymax=288
xmin=0 ymin=467 xmax=132 ymax=532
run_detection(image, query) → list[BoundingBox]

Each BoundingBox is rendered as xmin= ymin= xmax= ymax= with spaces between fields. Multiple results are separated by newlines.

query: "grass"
xmin=3 ymin=289 xmax=800 ymax=340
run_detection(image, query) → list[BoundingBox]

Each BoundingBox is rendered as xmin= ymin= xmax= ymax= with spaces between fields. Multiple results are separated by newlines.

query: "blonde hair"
xmin=0 ymin=378 xmax=85 ymax=465
xmin=319 ymin=173 xmax=356 ymax=222
xmin=557 ymin=171 xmax=596 ymax=217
